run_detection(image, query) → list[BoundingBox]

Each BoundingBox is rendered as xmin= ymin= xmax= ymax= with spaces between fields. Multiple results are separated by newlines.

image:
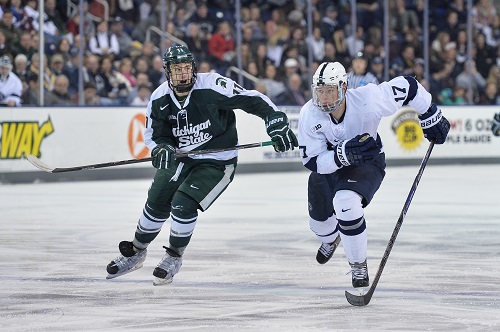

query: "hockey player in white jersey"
xmin=0 ymin=55 xmax=22 ymax=107
xmin=298 ymin=62 xmax=450 ymax=288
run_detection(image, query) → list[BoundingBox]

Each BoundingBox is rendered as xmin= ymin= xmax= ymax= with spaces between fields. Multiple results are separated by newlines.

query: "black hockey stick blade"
xmin=27 ymin=141 xmax=275 ymax=173
xmin=345 ymin=141 xmax=435 ymax=306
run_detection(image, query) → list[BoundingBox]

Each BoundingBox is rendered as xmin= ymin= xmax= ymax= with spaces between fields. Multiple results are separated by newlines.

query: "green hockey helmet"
xmin=163 ymin=45 xmax=197 ymax=93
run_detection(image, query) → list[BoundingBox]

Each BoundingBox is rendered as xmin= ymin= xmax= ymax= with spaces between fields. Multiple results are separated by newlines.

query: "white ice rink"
xmin=1 ymin=164 xmax=499 ymax=331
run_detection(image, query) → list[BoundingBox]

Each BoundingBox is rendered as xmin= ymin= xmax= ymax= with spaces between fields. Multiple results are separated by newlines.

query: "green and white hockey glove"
xmin=151 ymin=143 xmax=176 ymax=169
xmin=265 ymin=111 xmax=298 ymax=152
xmin=492 ymin=112 xmax=500 ymax=137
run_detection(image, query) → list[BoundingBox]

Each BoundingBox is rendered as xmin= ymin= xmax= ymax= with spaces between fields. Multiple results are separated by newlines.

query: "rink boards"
xmin=0 ymin=105 xmax=499 ymax=182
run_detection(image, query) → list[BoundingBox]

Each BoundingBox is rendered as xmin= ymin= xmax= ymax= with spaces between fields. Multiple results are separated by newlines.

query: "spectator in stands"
xmin=456 ymin=60 xmax=487 ymax=103
xmin=390 ymin=0 xmax=421 ymax=41
xmin=0 ymin=29 xmax=12 ymax=58
xmin=265 ymin=8 xmax=289 ymax=66
xmin=197 ymin=60 xmax=212 ymax=73
xmin=370 ymin=56 xmax=385 ymax=83
xmin=44 ymin=74 xmax=73 ymax=106
xmin=21 ymin=73 xmax=39 ymax=106
xmin=18 ymin=0 xmax=38 ymax=33
xmin=474 ymin=32 xmax=496 ymax=79
xmin=12 ymin=31 xmax=33 ymax=60
xmin=172 ymin=6 xmax=190 ymax=39
xmin=99 ymin=55 xmax=131 ymax=105
xmin=208 ymin=20 xmax=235 ymax=74
xmin=148 ymin=54 xmax=166 ymax=90
xmin=284 ymin=27 xmax=308 ymax=60
xmin=66 ymin=3 xmax=95 ymax=40
xmin=110 ymin=16 xmax=134 ymax=60
xmin=127 ymin=72 xmax=150 ymax=104
xmin=133 ymin=56 xmax=150 ymax=76
xmin=0 ymin=55 xmax=22 ymax=107
xmin=43 ymin=0 xmax=67 ymax=43
xmin=478 ymin=81 xmax=499 ymax=104
xmin=253 ymin=43 xmax=272 ymax=78
xmin=70 ymin=34 xmax=88 ymax=56
xmin=390 ymin=44 xmax=416 ymax=78
xmin=230 ymin=42 xmax=253 ymax=72
xmin=89 ymin=19 xmax=120 ymax=61
xmin=443 ymin=10 xmax=461 ymax=41
xmin=356 ymin=0 xmax=383 ymax=32
xmin=81 ymin=54 xmax=102 ymax=91
xmin=49 ymin=53 xmax=71 ymax=80
xmin=439 ymin=86 xmax=466 ymax=105
xmin=185 ymin=22 xmax=209 ymax=63
xmin=189 ymin=1 xmax=214 ymax=37
xmin=307 ymin=26 xmax=325 ymax=62
xmin=9 ymin=0 xmax=23 ymax=23
xmin=0 ymin=9 xmax=21 ymax=47
xmin=320 ymin=5 xmax=340 ymax=41
xmin=455 ymin=29 xmax=468 ymax=65
xmin=261 ymin=63 xmax=286 ymax=103
xmin=54 ymin=38 xmax=72 ymax=66
xmin=275 ymin=72 xmax=305 ymax=106
xmin=321 ymin=42 xmax=337 ymax=63
xmin=138 ymin=41 xmax=158 ymax=67
xmin=130 ymin=83 xmax=152 ymax=106
xmin=80 ymin=82 xmax=101 ymax=106
xmin=13 ymin=53 xmax=28 ymax=82
xmin=29 ymin=52 xmax=54 ymax=91
xmin=346 ymin=25 xmax=364 ymax=58
xmin=347 ymin=52 xmax=378 ymax=89
xmin=413 ymin=58 xmax=426 ymax=83
xmin=450 ymin=0 xmax=467 ymax=25
xmin=118 ymin=57 xmax=136 ymax=88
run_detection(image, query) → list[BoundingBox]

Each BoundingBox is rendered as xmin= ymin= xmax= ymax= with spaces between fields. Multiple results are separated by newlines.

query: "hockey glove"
xmin=492 ymin=112 xmax=500 ymax=137
xmin=418 ymin=104 xmax=450 ymax=144
xmin=333 ymin=134 xmax=380 ymax=168
xmin=151 ymin=143 xmax=176 ymax=169
xmin=265 ymin=111 xmax=299 ymax=152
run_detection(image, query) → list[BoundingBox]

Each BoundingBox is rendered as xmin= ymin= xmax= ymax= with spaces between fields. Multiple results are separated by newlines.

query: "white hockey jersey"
xmin=298 ymin=76 xmax=432 ymax=174
xmin=0 ymin=72 xmax=23 ymax=106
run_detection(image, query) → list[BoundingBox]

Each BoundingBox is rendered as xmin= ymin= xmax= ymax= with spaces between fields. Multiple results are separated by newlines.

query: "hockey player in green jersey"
xmin=106 ymin=45 xmax=298 ymax=285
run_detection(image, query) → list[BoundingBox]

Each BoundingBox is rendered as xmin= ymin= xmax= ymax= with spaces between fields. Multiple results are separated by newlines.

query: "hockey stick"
xmin=27 ymin=141 xmax=275 ymax=173
xmin=345 ymin=140 xmax=435 ymax=306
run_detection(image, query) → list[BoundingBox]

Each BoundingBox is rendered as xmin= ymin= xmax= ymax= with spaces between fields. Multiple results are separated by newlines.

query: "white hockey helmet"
xmin=311 ymin=62 xmax=347 ymax=113
xmin=0 ymin=55 xmax=12 ymax=82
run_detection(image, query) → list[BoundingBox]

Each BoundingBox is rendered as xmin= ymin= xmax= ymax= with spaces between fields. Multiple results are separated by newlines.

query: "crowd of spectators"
xmin=0 ymin=0 xmax=499 ymax=107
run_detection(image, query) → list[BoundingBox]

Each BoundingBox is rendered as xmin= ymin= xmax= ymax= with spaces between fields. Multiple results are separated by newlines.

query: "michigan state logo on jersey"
xmin=172 ymin=109 xmax=213 ymax=148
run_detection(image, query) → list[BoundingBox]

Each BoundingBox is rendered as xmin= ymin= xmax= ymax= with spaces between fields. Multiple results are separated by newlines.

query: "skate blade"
xmin=153 ymin=276 xmax=173 ymax=286
xmin=106 ymin=264 xmax=143 ymax=279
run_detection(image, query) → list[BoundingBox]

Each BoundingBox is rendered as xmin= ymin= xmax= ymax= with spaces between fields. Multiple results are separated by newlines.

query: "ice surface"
xmin=0 ymin=164 xmax=499 ymax=331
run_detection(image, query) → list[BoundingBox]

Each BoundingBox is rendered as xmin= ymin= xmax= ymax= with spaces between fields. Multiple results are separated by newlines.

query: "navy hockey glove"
xmin=265 ymin=111 xmax=299 ymax=152
xmin=333 ymin=134 xmax=380 ymax=167
xmin=151 ymin=143 xmax=176 ymax=169
xmin=418 ymin=104 xmax=450 ymax=144
xmin=492 ymin=112 xmax=500 ymax=137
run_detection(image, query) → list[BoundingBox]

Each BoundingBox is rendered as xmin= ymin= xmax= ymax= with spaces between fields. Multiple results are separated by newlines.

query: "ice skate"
xmin=152 ymin=247 xmax=183 ymax=286
xmin=106 ymin=241 xmax=147 ymax=279
xmin=349 ymin=260 xmax=369 ymax=288
xmin=316 ymin=235 xmax=341 ymax=264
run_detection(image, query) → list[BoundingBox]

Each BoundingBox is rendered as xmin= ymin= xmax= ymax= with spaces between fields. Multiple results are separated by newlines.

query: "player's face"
xmin=315 ymin=85 xmax=338 ymax=106
xmin=168 ymin=62 xmax=193 ymax=95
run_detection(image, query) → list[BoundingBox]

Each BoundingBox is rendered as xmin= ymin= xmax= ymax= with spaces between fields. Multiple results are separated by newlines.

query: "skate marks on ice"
xmin=0 ymin=165 xmax=499 ymax=331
